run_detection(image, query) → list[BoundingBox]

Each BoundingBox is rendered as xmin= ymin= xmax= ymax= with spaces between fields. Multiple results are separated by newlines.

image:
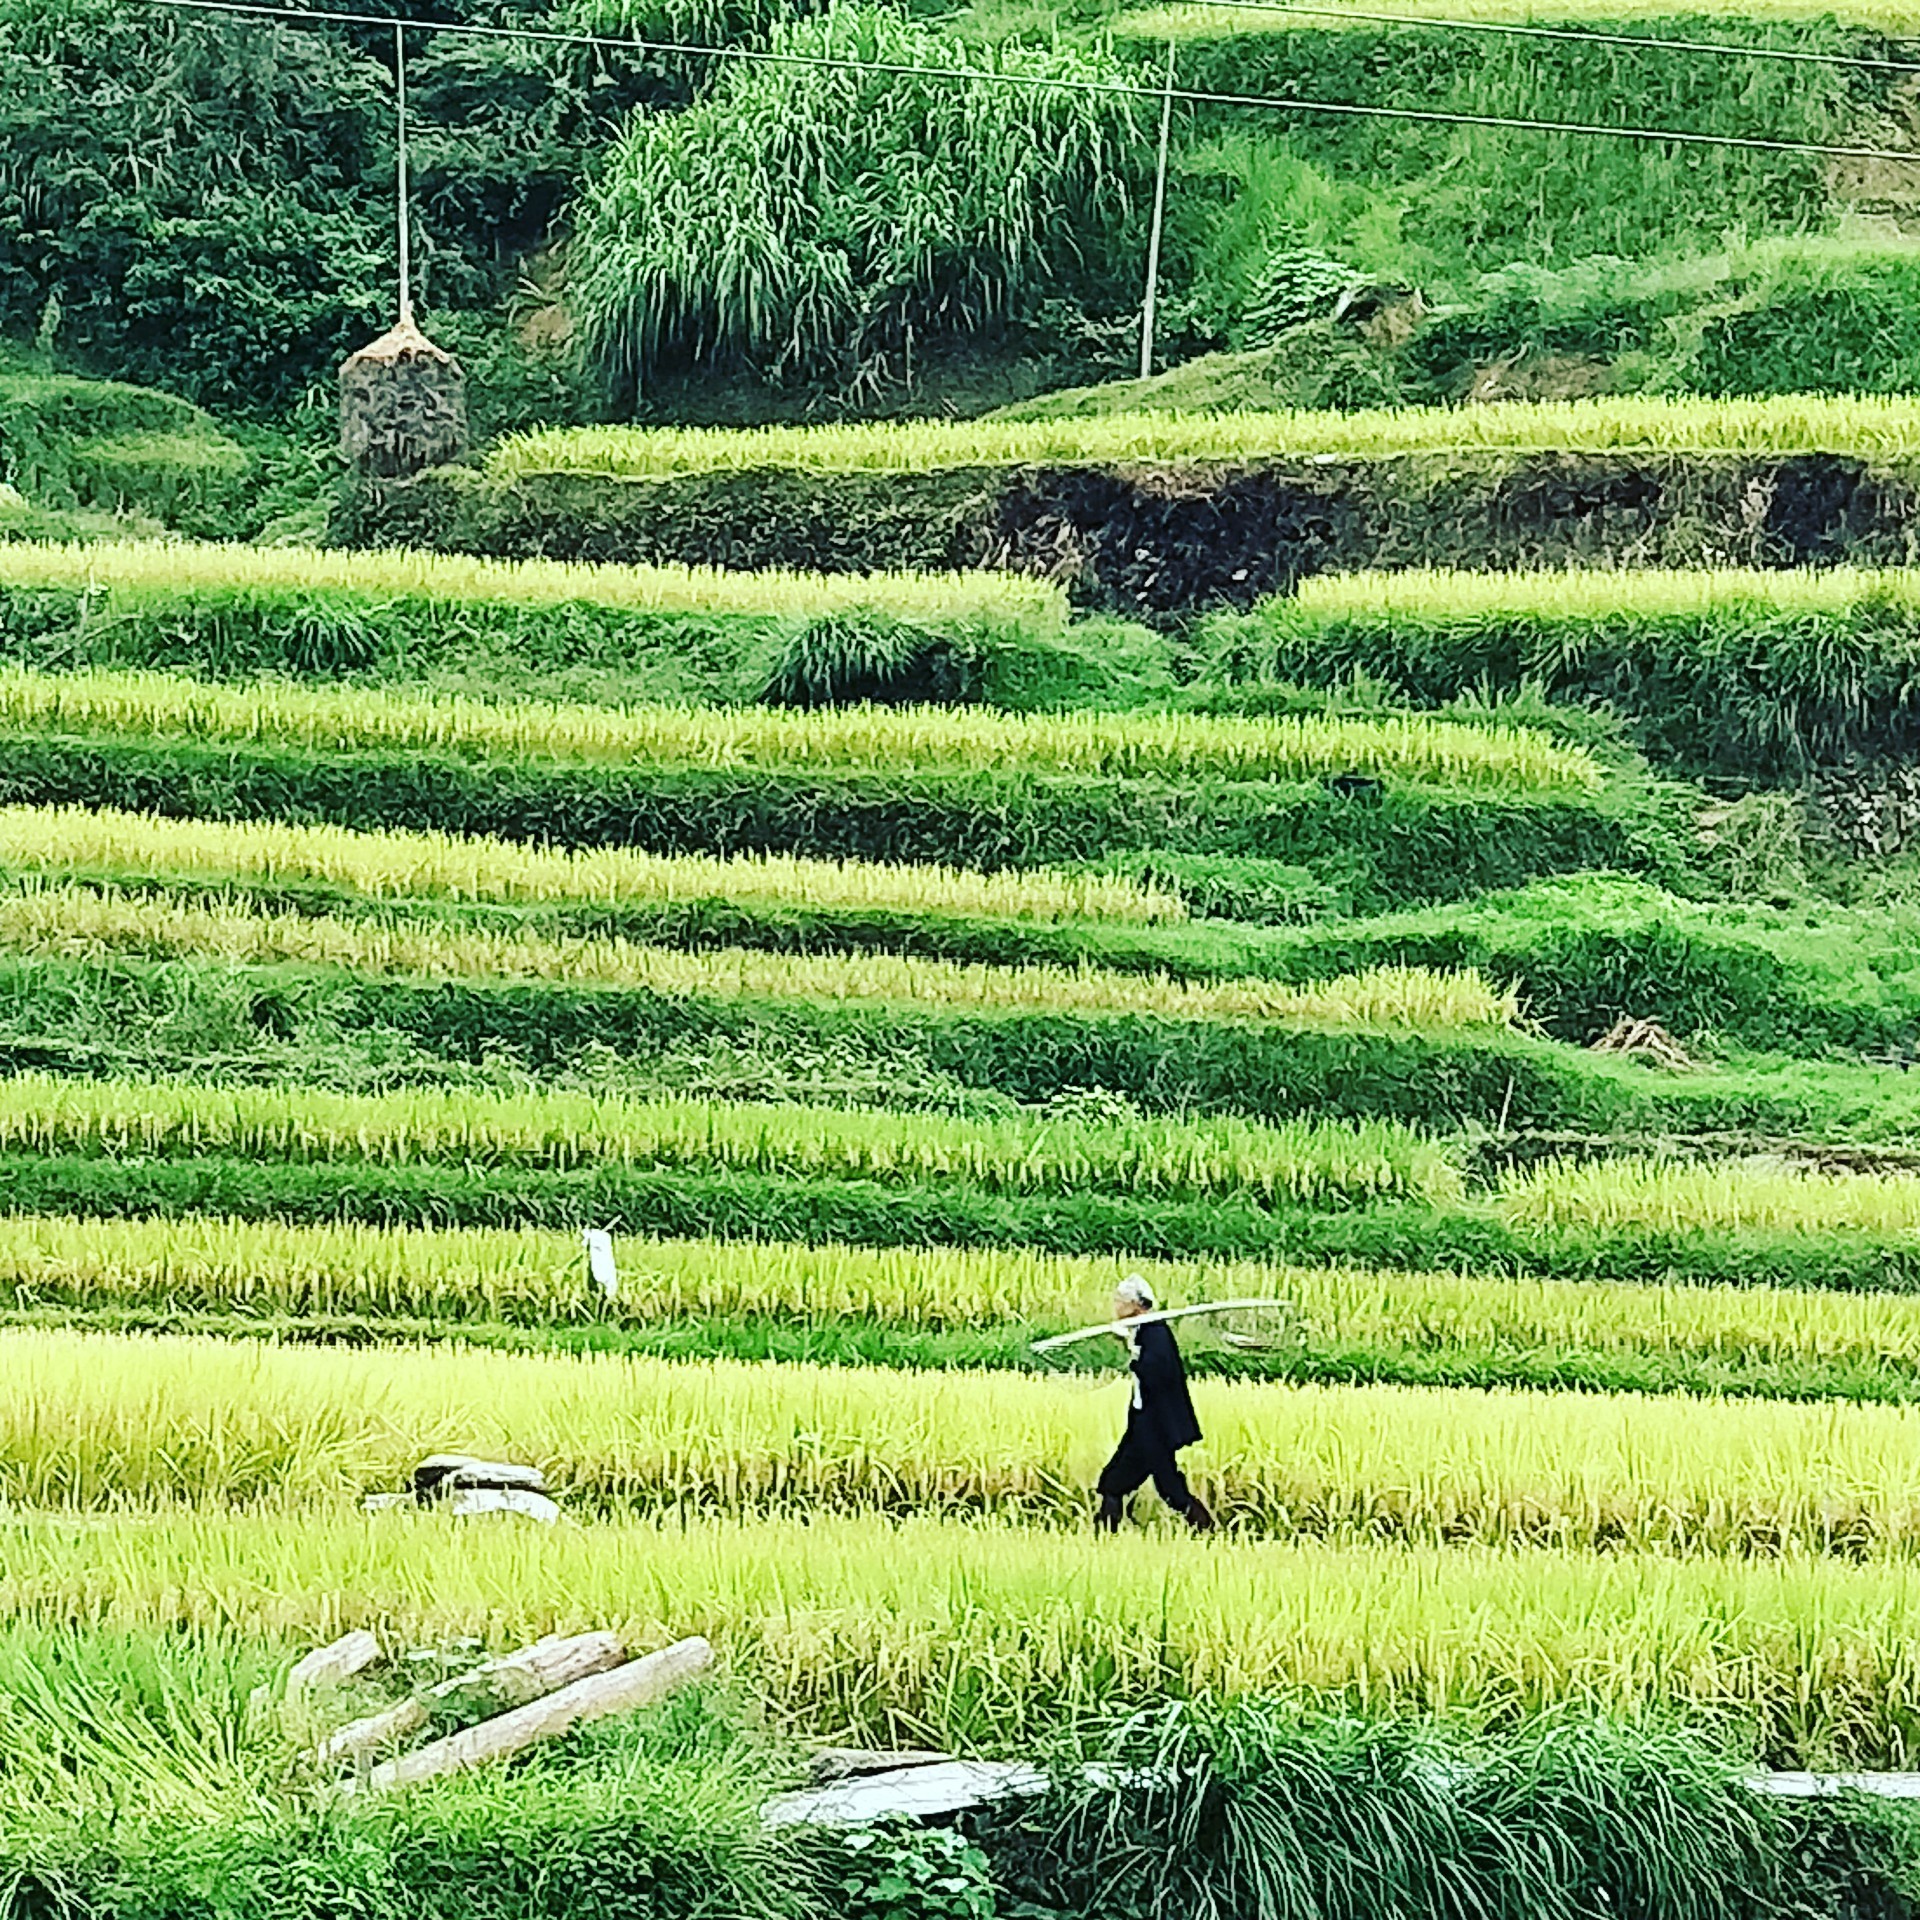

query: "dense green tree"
xmin=0 ymin=0 xmax=657 ymax=410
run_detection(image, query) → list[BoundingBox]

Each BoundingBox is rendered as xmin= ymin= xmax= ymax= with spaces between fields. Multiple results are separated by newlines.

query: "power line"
xmin=144 ymin=0 xmax=1920 ymax=165
xmin=393 ymin=20 xmax=412 ymax=323
xmin=1132 ymin=0 xmax=1920 ymax=80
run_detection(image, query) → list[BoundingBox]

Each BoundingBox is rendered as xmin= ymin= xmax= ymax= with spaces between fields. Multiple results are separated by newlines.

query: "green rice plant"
xmin=0 ymin=663 xmax=1600 ymax=790
xmin=491 ymin=394 xmax=1920 ymax=482
xmin=14 ymin=1507 xmax=1920 ymax=1764
xmin=0 ymin=803 xmax=1184 ymax=924
xmin=0 ymin=537 xmax=1065 ymax=629
xmin=1011 ymin=1706 xmax=1920 ymax=1920
xmin=0 ymin=1622 xmax=806 ymax=1917
xmin=569 ymin=10 xmax=1146 ymax=391
xmin=22 ymin=1328 xmax=1920 ymax=1555
xmin=4 ymin=1635 xmax=1908 ymax=1920
xmin=1498 ymin=1157 xmax=1920 ymax=1237
xmin=0 ymin=883 xmax=1512 ymax=1027
xmin=0 ymin=1073 xmax=1467 ymax=1206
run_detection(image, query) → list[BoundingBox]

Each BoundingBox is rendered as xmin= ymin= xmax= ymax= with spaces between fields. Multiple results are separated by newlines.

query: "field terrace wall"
xmin=345 ymin=452 xmax=1920 ymax=621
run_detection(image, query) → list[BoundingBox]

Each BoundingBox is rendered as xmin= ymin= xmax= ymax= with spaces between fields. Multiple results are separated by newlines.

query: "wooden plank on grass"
xmin=348 ymin=1636 xmax=711 ymax=1795
xmin=319 ymin=1630 xmax=629 ymax=1767
xmin=288 ymin=1630 xmax=382 ymax=1697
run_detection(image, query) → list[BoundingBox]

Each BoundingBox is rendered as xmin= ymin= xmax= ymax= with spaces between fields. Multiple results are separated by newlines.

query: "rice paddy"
xmin=15 ymin=389 xmax=1920 ymax=1841
xmin=4 ymin=1215 xmax=1920 ymax=1375
xmin=0 ymin=1074 xmax=1466 ymax=1204
xmin=489 ymin=395 xmax=1920 ymax=481
xmin=1118 ymin=0 xmax=1920 ymax=38
xmin=0 ymin=883 xmax=1511 ymax=1025
xmin=12 ymin=1506 xmax=1920 ymax=1764
xmin=0 ymin=804 xmax=1186 ymax=922
xmin=1285 ymin=564 xmax=1920 ymax=624
xmin=18 ymin=1328 xmax=1920 ymax=1557
xmin=0 ymin=664 xmax=1601 ymax=789
xmin=0 ymin=537 xmax=1068 ymax=627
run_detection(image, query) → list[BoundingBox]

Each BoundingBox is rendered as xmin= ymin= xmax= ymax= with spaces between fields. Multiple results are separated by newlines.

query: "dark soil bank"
xmin=343 ymin=451 xmax=1920 ymax=621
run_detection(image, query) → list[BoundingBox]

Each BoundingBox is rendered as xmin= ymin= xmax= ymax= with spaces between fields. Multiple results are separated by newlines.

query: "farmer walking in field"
xmin=1096 ymin=1275 xmax=1215 ymax=1533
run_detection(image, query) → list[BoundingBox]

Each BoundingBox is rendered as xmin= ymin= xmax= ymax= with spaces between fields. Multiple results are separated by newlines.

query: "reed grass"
xmin=13 ymin=1330 xmax=1920 ymax=1558
xmin=0 ymin=538 xmax=1066 ymax=627
xmin=0 ymin=665 xmax=1599 ymax=790
xmin=12 ymin=1507 xmax=1920 ymax=1763
xmin=0 ymin=1074 xmax=1465 ymax=1205
xmin=0 ymin=803 xmax=1184 ymax=924
xmin=0 ymin=884 xmax=1510 ymax=1027
xmin=491 ymin=396 xmax=1920 ymax=482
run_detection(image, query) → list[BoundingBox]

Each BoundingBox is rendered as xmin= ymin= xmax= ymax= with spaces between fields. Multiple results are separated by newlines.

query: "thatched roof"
xmin=341 ymin=316 xmax=457 ymax=374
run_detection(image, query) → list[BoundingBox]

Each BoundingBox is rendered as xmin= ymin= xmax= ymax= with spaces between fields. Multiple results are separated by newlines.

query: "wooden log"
xmin=288 ymin=1630 xmax=382 ymax=1697
xmin=349 ymin=1636 xmax=712 ymax=1796
xmin=434 ymin=1630 xmax=627 ymax=1717
xmin=320 ymin=1632 xmax=628 ymax=1767
xmin=320 ymin=1696 xmax=427 ymax=1766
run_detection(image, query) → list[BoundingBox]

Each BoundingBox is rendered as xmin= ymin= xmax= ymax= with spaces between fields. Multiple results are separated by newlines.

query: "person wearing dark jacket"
xmin=1095 ymin=1275 xmax=1215 ymax=1533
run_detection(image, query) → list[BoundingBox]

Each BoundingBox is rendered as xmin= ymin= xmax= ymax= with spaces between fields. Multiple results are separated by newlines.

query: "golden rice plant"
xmin=0 ymin=883 xmax=1513 ymax=1028
xmin=11 ymin=1506 xmax=1920 ymax=1762
xmin=0 ymin=803 xmax=1184 ymax=924
xmin=1121 ymin=0 xmax=1915 ymax=37
xmin=7 ymin=1215 xmax=1920 ymax=1371
xmin=0 ymin=665 xmax=1600 ymax=791
xmin=490 ymin=395 xmax=1920 ymax=483
xmin=0 ymin=1073 xmax=1465 ymax=1205
xmin=13 ymin=1329 xmax=1920 ymax=1560
xmin=0 ymin=538 xmax=1066 ymax=628
xmin=1290 ymin=565 xmax=1920 ymax=626
xmin=1497 ymin=1157 xmax=1920 ymax=1235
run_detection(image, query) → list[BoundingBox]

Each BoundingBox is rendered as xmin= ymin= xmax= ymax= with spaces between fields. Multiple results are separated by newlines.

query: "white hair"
xmin=1117 ymin=1275 xmax=1155 ymax=1311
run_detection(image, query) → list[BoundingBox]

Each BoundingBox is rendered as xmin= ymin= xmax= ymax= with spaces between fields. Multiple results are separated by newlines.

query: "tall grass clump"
xmin=569 ymin=9 xmax=1145 ymax=393
xmin=993 ymin=1704 xmax=1897 ymax=1920
xmin=0 ymin=1641 xmax=809 ymax=1920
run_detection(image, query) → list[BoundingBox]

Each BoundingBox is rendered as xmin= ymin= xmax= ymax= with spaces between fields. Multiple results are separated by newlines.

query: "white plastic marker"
xmin=584 ymin=1228 xmax=619 ymax=1302
xmin=1029 ymin=1299 xmax=1288 ymax=1352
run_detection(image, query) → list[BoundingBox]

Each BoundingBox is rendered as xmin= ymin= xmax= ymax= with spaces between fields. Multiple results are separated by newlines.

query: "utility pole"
xmin=395 ymin=21 xmax=413 ymax=324
xmin=1138 ymin=39 xmax=1176 ymax=382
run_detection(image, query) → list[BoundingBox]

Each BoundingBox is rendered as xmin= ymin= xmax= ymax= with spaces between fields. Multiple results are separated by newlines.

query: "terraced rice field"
xmin=13 ymin=464 xmax=1920 ymax=1875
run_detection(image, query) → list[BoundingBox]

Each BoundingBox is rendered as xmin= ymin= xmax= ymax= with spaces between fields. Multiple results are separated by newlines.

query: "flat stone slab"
xmin=766 ymin=1760 xmax=1047 ymax=1827
xmin=766 ymin=1757 xmax=1920 ymax=1828
xmin=1752 ymin=1772 xmax=1920 ymax=1800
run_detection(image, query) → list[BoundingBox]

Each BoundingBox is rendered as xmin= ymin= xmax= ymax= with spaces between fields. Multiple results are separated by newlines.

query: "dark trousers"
xmin=1097 ymin=1428 xmax=1193 ymax=1514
